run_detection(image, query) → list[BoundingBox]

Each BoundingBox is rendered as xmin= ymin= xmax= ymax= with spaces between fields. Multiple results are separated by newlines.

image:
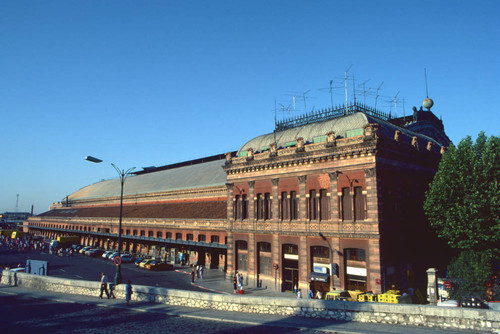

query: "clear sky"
xmin=1 ymin=1 xmax=499 ymax=214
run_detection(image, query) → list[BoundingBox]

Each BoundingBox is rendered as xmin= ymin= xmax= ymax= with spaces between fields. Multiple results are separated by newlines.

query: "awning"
xmin=309 ymin=272 xmax=330 ymax=282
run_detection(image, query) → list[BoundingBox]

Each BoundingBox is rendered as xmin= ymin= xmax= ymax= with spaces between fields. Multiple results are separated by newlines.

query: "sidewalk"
xmin=0 ymin=284 xmax=482 ymax=334
xmin=175 ymin=266 xmax=295 ymax=298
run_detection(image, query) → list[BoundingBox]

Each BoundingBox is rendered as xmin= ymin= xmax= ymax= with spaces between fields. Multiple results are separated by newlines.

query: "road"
xmin=0 ymin=247 xmax=201 ymax=291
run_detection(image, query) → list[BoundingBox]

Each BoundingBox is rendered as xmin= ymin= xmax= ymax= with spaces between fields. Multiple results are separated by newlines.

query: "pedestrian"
xmin=315 ymin=289 xmax=323 ymax=299
xmin=233 ymin=273 xmax=238 ymax=293
xmin=99 ymin=272 xmax=110 ymax=299
xmin=191 ymin=268 xmax=195 ymax=283
xmin=196 ymin=264 xmax=200 ymax=278
xmin=308 ymin=288 xmax=314 ymax=299
xmin=125 ymin=280 xmax=133 ymax=306
xmin=109 ymin=283 xmax=116 ymax=299
xmin=199 ymin=265 xmax=204 ymax=279
xmin=238 ymin=273 xmax=243 ymax=289
xmin=297 ymin=289 xmax=302 ymax=299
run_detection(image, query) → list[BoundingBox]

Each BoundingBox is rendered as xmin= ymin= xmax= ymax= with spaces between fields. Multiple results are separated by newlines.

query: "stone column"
xmin=226 ymin=183 xmax=234 ymax=221
xmin=248 ymin=181 xmax=255 ymax=221
xmin=364 ymin=168 xmax=379 ymax=229
xmin=272 ymin=178 xmax=279 ymax=221
xmin=368 ymin=238 xmax=382 ymax=294
xmin=272 ymin=233 xmax=280 ymax=291
xmin=226 ymin=231 xmax=234 ymax=277
xmin=299 ymin=235 xmax=308 ymax=291
xmin=328 ymin=172 xmax=339 ymax=221
xmin=298 ymin=175 xmax=307 ymax=221
xmin=248 ymin=233 xmax=256 ymax=286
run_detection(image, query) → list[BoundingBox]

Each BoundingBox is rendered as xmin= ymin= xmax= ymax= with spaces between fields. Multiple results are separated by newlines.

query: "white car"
xmin=102 ymin=251 xmax=115 ymax=259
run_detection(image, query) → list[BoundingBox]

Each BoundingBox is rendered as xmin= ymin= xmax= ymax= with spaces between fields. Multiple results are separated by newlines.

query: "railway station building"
xmin=24 ymin=99 xmax=451 ymax=295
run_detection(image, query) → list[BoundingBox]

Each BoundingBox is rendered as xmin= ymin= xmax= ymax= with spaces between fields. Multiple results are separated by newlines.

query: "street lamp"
xmin=319 ymin=232 xmax=335 ymax=291
xmin=85 ymin=156 xmax=135 ymax=285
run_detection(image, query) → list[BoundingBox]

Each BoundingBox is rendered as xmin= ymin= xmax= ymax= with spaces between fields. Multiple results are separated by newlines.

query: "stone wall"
xmin=2 ymin=270 xmax=499 ymax=332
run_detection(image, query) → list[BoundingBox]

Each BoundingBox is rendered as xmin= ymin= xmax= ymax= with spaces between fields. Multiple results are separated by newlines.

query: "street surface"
xmin=0 ymin=246 xmax=487 ymax=334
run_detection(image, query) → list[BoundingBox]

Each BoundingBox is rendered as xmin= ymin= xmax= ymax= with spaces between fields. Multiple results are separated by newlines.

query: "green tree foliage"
xmin=424 ymin=132 xmax=500 ymax=255
xmin=447 ymin=250 xmax=493 ymax=300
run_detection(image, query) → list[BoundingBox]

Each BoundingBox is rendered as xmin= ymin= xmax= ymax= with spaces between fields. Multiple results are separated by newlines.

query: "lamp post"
xmin=85 ymin=156 xmax=135 ymax=285
xmin=319 ymin=232 xmax=335 ymax=291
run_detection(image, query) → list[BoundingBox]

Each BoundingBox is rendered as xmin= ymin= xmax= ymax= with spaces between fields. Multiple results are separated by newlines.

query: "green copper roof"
xmin=238 ymin=112 xmax=441 ymax=154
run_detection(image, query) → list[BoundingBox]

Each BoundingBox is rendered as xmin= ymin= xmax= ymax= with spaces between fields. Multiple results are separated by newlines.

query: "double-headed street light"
xmin=85 ymin=156 xmax=135 ymax=285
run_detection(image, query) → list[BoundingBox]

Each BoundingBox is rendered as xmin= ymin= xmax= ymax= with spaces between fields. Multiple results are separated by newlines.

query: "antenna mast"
xmin=344 ymin=64 xmax=352 ymax=113
xmin=16 ymin=194 xmax=19 ymax=212
xmin=375 ymin=81 xmax=384 ymax=109
xmin=329 ymin=80 xmax=334 ymax=109
xmin=393 ymin=91 xmax=400 ymax=117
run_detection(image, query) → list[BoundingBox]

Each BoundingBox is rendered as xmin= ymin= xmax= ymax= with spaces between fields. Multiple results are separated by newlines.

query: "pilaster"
xmin=226 ymin=183 xmax=234 ymax=221
xmin=248 ymin=181 xmax=255 ymax=221
xmin=328 ymin=172 xmax=339 ymax=221
xmin=272 ymin=178 xmax=279 ymax=220
xmin=298 ymin=175 xmax=307 ymax=221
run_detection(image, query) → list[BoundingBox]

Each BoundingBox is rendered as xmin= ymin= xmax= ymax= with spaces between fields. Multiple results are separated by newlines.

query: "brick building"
xmin=24 ymin=100 xmax=450 ymax=295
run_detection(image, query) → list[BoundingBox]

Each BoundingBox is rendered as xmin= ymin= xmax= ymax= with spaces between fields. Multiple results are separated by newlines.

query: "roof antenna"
xmin=359 ymin=79 xmax=370 ymax=105
xmin=393 ymin=91 xmax=400 ymax=117
xmin=329 ymin=80 xmax=334 ymax=109
xmin=274 ymin=98 xmax=277 ymax=143
xmin=344 ymin=64 xmax=352 ymax=114
xmin=302 ymin=90 xmax=311 ymax=113
xmin=352 ymin=73 xmax=356 ymax=106
xmin=375 ymin=81 xmax=384 ymax=109
xmin=423 ymin=68 xmax=434 ymax=111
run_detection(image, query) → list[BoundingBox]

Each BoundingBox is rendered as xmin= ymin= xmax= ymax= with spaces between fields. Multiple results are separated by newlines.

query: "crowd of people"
xmin=0 ymin=235 xmax=46 ymax=253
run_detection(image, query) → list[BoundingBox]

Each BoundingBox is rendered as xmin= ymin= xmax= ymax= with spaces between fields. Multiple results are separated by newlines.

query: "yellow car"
xmin=139 ymin=259 xmax=154 ymax=268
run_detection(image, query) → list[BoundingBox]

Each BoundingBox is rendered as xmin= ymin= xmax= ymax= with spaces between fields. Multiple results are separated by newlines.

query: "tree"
xmin=424 ymin=132 xmax=500 ymax=299
xmin=424 ymin=132 xmax=500 ymax=255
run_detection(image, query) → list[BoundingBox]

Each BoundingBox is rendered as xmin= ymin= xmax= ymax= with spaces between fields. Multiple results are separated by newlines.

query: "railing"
xmin=275 ymin=102 xmax=391 ymax=131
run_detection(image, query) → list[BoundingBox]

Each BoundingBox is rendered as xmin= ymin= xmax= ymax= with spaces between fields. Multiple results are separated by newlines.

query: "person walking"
xmin=99 ymin=272 xmax=110 ymax=299
xmin=125 ymin=280 xmax=133 ymax=306
xmin=191 ymin=268 xmax=196 ymax=283
xmin=199 ymin=265 xmax=204 ymax=279
xmin=109 ymin=283 xmax=116 ymax=299
xmin=297 ymin=289 xmax=302 ymax=299
xmin=233 ymin=273 xmax=238 ymax=293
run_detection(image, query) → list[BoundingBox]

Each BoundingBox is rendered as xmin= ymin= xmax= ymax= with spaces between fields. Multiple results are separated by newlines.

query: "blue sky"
xmin=1 ymin=1 xmax=499 ymax=214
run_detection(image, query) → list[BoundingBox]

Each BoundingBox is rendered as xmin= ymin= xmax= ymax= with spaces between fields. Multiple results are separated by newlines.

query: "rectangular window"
xmin=126 ymin=229 xmax=130 ymax=235
xmin=320 ymin=189 xmax=329 ymax=220
xmin=176 ymin=233 xmax=182 ymax=240
xmin=186 ymin=233 xmax=194 ymax=241
xmin=256 ymin=193 xmax=263 ymax=220
xmin=264 ymin=193 xmax=271 ymax=219
xmin=281 ymin=192 xmax=289 ymax=220
xmin=242 ymin=194 xmax=248 ymax=219
xmin=290 ymin=191 xmax=298 ymax=220
xmin=341 ymin=187 xmax=352 ymax=221
xmin=353 ymin=186 xmax=366 ymax=221
xmin=309 ymin=190 xmax=317 ymax=220
xmin=140 ymin=230 xmax=146 ymax=237
xmin=133 ymin=230 xmax=138 ymax=236
xmin=156 ymin=231 xmax=163 ymax=238
xmin=148 ymin=231 xmax=153 ymax=237
xmin=198 ymin=234 xmax=206 ymax=242
xmin=166 ymin=232 xmax=172 ymax=239
xmin=238 ymin=252 xmax=248 ymax=272
xmin=234 ymin=195 xmax=240 ymax=220
xmin=211 ymin=235 xmax=220 ymax=243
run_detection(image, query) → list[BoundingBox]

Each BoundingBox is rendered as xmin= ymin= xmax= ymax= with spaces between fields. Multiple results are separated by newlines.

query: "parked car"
xmin=134 ymin=258 xmax=144 ymax=266
xmin=120 ymin=254 xmax=135 ymax=263
xmin=145 ymin=261 xmax=173 ymax=271
xmin=107 ymin=252 xmax=119 ymax=260
xmin=139 ymin=259 xmax=154 ymax=268
xmin=79 ymin=246 xmax=93 ymax=254
xmin=102 ymin=250 xmax=115 ymax=259
xmin=88 ymin=249 xmax=105 ymax=257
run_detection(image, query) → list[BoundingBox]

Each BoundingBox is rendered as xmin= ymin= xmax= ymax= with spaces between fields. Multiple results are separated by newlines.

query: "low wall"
xmin=2 ymin=270 xmax=499 ymax=332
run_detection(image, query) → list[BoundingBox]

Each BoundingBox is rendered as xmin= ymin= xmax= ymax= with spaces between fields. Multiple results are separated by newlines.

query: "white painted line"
xmin=75 ymin=275 xmax=83 ymax=278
